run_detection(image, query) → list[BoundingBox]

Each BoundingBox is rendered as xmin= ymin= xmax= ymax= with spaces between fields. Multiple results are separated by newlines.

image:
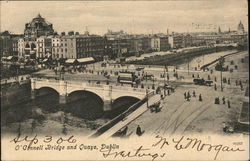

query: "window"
xmin=61 ymin=49 xmax=63 ymax=52
xmin=65 ymin=48 xmax=67 ymax=52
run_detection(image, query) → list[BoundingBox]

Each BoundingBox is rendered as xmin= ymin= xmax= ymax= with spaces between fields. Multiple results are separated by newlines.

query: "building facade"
xmin=37 ymin=36 xmax=52 ymax=58
xmin=159 ymin=36 xmax=170 ymax=51
xmin=22 ymin=14 xmax=54 ymax=59
xmin=141 ymin=36 xmax=151 ymax=53
xmin=18 ymin=38 xmax=25 ymax=58
xmin=0 ymin=31 xmax=23 ymax=58
xmin=151 ymin=36 xmax=161 ymax=51
xmin=168 ymin=34 xmax=183 ymax=49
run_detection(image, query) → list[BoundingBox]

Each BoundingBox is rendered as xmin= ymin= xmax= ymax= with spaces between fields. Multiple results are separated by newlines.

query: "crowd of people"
xmin=184 ymin=91 xmax=202 ymax=102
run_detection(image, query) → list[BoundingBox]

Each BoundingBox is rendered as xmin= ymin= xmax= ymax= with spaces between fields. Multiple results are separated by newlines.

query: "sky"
xmin=0 ymin=0 xmax=248 ymax=35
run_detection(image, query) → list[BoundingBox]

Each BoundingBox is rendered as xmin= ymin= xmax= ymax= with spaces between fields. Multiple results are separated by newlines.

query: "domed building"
xmin=24 ymin=13 xmax=54 ymax=39
xmin=22 ymin=14 xmax=54 ymax=59
xmin=237 ymin=21 xmax=245 ymax=34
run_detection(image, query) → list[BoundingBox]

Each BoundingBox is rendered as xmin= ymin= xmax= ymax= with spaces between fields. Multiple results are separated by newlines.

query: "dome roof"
xmin=237 ymin=21 xmax=244 ymax=31
xmin=24 ymin=13 xmax=54 ymax=37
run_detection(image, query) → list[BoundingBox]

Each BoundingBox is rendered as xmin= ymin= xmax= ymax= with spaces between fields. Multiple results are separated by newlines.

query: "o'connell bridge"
xmin=31 ymin=78 xmax=151 ymax=111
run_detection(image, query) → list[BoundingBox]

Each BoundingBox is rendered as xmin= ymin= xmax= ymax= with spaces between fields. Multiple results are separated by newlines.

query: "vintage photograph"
xmin=1 ymin=0 xmax=249 ymax=160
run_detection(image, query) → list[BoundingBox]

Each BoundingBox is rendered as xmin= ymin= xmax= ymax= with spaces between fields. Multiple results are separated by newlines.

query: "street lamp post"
xmin=164 ymin=65 xmax=166 ymax=96
xmin=219 ymin=57 xmax=223 ymax=91
xmin=146 ymin=89 xmax=149 ymax=108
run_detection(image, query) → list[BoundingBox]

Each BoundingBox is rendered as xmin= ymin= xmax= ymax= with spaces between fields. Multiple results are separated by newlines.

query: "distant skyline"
xmin=0 ymin=0 xmax=248 ymax=35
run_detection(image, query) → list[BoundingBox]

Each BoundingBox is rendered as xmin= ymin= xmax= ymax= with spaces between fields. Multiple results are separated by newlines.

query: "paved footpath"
xmin=97 ymin=94 xmax=161 ymax=139
xmin=125 ymin=84 xmax=229 ymax=137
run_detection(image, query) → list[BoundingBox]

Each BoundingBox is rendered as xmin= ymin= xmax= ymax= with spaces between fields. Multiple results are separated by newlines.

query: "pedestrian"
xmin=222 ymin=122 xmax=227 ymax=133
xmin=167 ymin=89 xmax=170 ymax=95
xmin=214 ymin=76 xmax=217 ymax=82
xmin=217 ymin=97 xmax=220 ymax=104
xmin=222 ymin=97 xmax=226 ymax=105
xmin=187 ymin=91 xmax=191 ymax=99
xmin=136 ymin=125 xmax=142 ymax=136
xmin=239 ymin=80 xmax=242 ymax=86
xmin=199 ymin=94 xmax=202 ymax=101
xmin=215 ymin=97 xmax=218 ymax=104
xmin=214 ymin=84 xmax=217 ymax=91
xmin=193 ymin=90 xmax=196 ymax=97
xmin=227 ymin=100 xmax=231 ymax=108
xmin=184 ymin=92 xmax=187 ymax=100
xmin=240 ymin=84 xmax=243 ymax=91
xmin=228 ymin=78 xmax=231 ymax=85
xmin=208 ymin=75 xmax=211 ymax=80
xmin=192 ymin=74 xmax=195 ymax=78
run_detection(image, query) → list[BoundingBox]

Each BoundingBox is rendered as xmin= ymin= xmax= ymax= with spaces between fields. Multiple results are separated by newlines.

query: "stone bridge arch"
xmin=33 ymin=87 xmax=60 ymax=112
xmin=66 ymin=88 xmax=104 ymax=101
xmin=67 ymin=90 xmax=104 ymax=105
xmin=36 ymin=86 xmax=61 ymax=95
xmin=66 ymin=90 xmax=104 ymax=119
xmin=111 ymin=90 xmax=145 ymax=101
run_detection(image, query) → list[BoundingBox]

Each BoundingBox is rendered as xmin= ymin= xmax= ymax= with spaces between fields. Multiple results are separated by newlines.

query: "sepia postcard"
xmin=1 ymin=0 xmax=249 ymax=160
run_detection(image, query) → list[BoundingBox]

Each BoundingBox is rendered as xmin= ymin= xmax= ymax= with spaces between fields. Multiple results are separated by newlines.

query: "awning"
xmin=1 ymin=57 xmax=7 ymax=60
xmin=77 ymin=57 xmax=95 ymax=64
xmin=65 ymin=59 xmax=78 ymax=64
xmin=7 ymin=56 xmax=13 ymax=60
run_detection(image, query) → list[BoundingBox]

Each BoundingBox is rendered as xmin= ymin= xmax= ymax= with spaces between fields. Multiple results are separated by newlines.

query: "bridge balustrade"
xmin=34 ymin=78 xmax=150 ymax=93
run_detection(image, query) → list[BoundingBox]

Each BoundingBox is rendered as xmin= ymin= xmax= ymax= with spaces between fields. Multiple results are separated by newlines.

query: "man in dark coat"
xmin=199 ymin=94 xmax=202 ymax=101
xmin=136 ymin=125 xmax=142 ymax=136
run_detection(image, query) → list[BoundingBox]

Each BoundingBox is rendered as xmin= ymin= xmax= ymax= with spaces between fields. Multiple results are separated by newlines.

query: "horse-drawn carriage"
xmin=149 ymin=101 xmax=162 ymax=113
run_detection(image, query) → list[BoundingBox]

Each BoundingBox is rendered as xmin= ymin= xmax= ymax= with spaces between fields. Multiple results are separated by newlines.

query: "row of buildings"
xmin=0 ymin=14 xmax=248 ymax=61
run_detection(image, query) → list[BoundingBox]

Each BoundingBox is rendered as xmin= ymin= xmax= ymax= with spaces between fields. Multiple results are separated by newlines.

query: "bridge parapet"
xmin=31 ymin=78 xmax=154 ymax=111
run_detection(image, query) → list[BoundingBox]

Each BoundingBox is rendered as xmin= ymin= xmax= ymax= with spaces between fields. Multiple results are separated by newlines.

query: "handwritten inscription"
xmin=99 ymin=135 xmax=245 ymax=161
xmin=9 ymin=134 xmax=245 ymax=160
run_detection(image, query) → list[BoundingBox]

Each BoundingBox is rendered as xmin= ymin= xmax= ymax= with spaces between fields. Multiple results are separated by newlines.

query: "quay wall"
xmin=1 ymin=81 xmax=31 ymax=108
